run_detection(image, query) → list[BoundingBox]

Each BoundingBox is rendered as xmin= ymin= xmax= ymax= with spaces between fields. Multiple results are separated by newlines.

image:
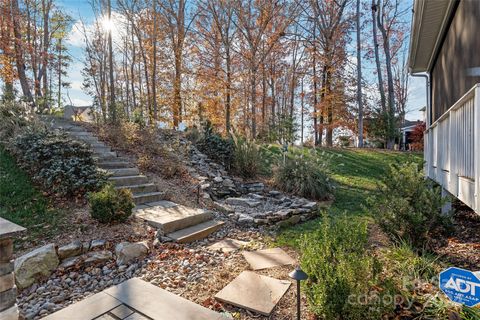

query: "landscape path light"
xmin=289 ymin=266 xmax=308 ymax=320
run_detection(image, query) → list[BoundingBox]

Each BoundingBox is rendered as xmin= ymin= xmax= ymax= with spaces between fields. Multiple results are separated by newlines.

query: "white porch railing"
xmin=425 ymin=83 xmax=480 ymax=212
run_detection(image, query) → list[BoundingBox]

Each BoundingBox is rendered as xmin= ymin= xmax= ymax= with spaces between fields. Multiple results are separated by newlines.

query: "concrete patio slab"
xmin=43 ymin=292 xmax=122 ymax=320
xmin=215 ymin=271 xmax=291 ymax=316
xmin=44 ymin=278 xmax=228 ymax=320
xmin=110 ymin=304 xmax=134 ymax=319
xmin=207 ymin=238 xmax=249 ymax=253
xmin=242 ymin=248 xmax=296 ymax=270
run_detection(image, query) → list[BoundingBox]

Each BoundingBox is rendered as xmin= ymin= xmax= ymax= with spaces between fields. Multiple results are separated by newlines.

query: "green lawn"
xmin=276 ymin=148 xmax=423 ymax=247
xmin=0 ymin=147 xmax=66 ymax=246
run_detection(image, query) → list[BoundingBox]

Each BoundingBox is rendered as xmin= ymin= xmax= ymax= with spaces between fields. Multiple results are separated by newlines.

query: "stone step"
xmin=93 ymin=146 xmax=112 ymax=153
xmin=90 ymin=142 xmax=108 ymax=148
xmin=93 ymin=154 xmax=118 ymax=162
xmin=109 ymin=175 xmax=149 ymax=187
xmin=62 ymin=126 xmax=89 ymax=132
xmin=134 ymin=201 xmax=214 ymax=234
xmin=167 ymin=220 xmax=225 ymax=243
xmin=108 ymin=167 xmax=140 ymax=177
xmin=133 ymin=192 xmax=164 ymax=205
xmin=97 ymin=161 xmax=133 ymax=169
xmin=72 ymin=135 xmax=100 ymax=144
xmin=68 ymin=131 xmax=94 ymax=137
xmin=94 ymin=151 xmax=117 ymax=158
xmin=116 ymin=183 xmax=157 ymax=194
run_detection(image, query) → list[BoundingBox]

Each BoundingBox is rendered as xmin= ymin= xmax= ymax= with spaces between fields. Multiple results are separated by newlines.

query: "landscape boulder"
xmin=57 ymin=240 xmax=82 ymax=260
xmin=84 ymin=251 xmax=113 ymax=265
xmin=14 ymin=244 xmax=59 ymax=289
xmin=115 ymin=241 xmax=149 ymax=266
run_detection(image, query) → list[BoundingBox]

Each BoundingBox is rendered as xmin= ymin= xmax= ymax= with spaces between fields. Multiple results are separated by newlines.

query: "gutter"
xmin=409 ymin=71 xmax=431 ymax=127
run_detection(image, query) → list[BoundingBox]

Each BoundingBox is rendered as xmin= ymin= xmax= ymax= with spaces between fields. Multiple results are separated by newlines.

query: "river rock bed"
xmin=16 ymin=228 xmax=266 ymax=320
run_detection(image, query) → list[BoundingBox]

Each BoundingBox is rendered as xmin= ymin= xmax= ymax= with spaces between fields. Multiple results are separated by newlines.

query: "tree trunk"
xmin=225 ymin=46 xmax=231 ymax=133
xmin=312 ymin=43 xmax=319 ymax=146
xmin=300 ymin=77 xmax=304 ymax=145
xmin=372 ymin=0 xmax=386 ymax=113
xmin=250 ymin=65 xmax=257 ymax=138
xmin=130 ymin=22 xmax=137 ymax=113
xmin=41 ymin=0 xmax=51 ymax=110
xmin=262 ymin=63 xmax=267 ymax=130
xmin=108 ymin=0 xmax=116 ymax=123
xmin=12 ymin=0 xmax=33 ymax=104
xmin=270 ymin=63 xmax=276 ymax=127
xmin=151 ymin=0 xmax=158 ymax=121
xmin=57 ymin=38 xmax=62 ymax=110
xmin=324 ymin=66 xmax=333 ymax=147
xmin=356 ymin=0 xmax=364 ymax=147
xmin=376 ymin=0 xmax=396 ymax=149
xmin=173 ymin=53 xmax=182 ymax=128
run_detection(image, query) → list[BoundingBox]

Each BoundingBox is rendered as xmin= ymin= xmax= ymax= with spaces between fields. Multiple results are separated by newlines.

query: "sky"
xmin=58 ymin=0 xmax=427 ymax=122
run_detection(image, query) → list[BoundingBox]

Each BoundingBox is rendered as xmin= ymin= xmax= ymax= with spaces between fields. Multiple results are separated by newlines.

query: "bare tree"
xmin=356 ymin=0 xmax=364 ymax=147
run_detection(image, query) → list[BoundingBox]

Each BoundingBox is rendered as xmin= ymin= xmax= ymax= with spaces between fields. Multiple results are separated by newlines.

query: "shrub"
xmin=11 ymin=128 xmax=107 ymax=197
xmin=231 ymin=134 xmax=269 ymax=178
xmin=300 ymin=213 xmax=389 ymax=319
xmin=196 ymin=121 xmax=233 ymax=168
xmin=0 ymin=100 xmax=36 ymax=141
xmin=274 ymin=148 xmax=333 ymax=200
xmin=88 ymin=184 xmax=134 ymax=223
xmin=368 ymin=162 xmax=451 ymax=249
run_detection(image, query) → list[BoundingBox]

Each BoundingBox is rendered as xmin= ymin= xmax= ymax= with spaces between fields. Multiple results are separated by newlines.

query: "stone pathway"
xmin=45 ymin=117 xmax=223 ymax=243
xmin=207 ymin=238 xmax=249 ymax=253
xmin=43 ymin=278 xmax=228 ymax=320
xmin=215 ymin=271 xmax=291 ymax=316
xmin=242 ymin=248 xmax=296 ymax=270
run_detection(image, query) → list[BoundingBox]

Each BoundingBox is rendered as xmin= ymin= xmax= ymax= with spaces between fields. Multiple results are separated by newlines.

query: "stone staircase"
xmin=44 ymin=117 xmax=224 ymax=243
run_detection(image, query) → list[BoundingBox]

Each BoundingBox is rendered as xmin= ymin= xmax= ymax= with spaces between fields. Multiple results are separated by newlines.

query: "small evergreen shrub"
xmin=88 ymin=184 xmax=134 ymax=223
xmin=368 ymin=162 xmax=451 ymax=248
xmin=12 ymin=128 xmax=107 ymax=197
xmin=301 ymin=213 xmax=389 ymax=319
xmin=196 ymin=121 xmax=233 ymax=168
xmin=274 ymin=148 xmax=333 ymax=200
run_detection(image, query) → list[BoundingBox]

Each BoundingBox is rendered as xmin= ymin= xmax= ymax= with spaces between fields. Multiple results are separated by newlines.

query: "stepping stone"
xmin=207 ymin=238 xmax=249 ymax=253
xmin=242 ymin=248 xmax=295 ymax=270
xmin=135 ymin=202 xmax=213 ymax=234
xmin=215 ymin=271 xmax=291 ymax=316
xmin=45 ymin=278 xmax=228 ymax=320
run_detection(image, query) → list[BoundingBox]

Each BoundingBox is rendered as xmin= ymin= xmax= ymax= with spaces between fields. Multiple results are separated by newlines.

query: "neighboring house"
xmin=64 ymin=105 xmax=94 ymax=122
xmin=399 ymin=120 xmax=424 ymax=151
xmin=409 ymin=0 xmax=480 ymax=212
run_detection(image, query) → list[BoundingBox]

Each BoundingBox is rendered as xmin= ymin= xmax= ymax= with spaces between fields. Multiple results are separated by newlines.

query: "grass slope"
xmin=277 ymin=148 xmax=422 ymax=247
xmin=0 ymin=147 xmax=65 ymax=245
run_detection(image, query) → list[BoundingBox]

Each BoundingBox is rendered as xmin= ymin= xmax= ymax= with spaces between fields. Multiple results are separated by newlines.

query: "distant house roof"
xmin=408 ymin=0 xmax=457 ymax=73
xmin=400 ymin=120 xmax=424 ymax=132
xmin=65 ymin=105 xmax=92 ymax=109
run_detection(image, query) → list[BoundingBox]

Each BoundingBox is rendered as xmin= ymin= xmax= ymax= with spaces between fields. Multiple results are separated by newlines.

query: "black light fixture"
xmin=289 ymin=266 xmax=308 ymax=320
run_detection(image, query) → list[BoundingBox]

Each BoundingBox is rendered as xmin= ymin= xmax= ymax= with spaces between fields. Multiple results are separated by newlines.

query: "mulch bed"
xmin=431 ymin=203 xmax=480 ymax=269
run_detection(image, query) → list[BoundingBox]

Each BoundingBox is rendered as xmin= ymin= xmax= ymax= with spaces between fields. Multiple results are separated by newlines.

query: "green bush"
xmin=368 ymin=162 xmax=451 ymax=249
xmin=196 ymin=121 xmax=233 ymax=168
xmin=11 ymin=128 xmax=107 ymax=197
xmin=88 ymin=184 xmax=134 ymax=223
xmin=300 ymin=213 xmax=390 ymax=319
xmin=274 ymin=148 xmax=333 ymax=200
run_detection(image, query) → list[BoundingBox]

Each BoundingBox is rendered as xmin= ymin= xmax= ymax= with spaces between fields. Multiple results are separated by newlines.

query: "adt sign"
xmin=439 ymin=267 xmax=480 ymax=307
